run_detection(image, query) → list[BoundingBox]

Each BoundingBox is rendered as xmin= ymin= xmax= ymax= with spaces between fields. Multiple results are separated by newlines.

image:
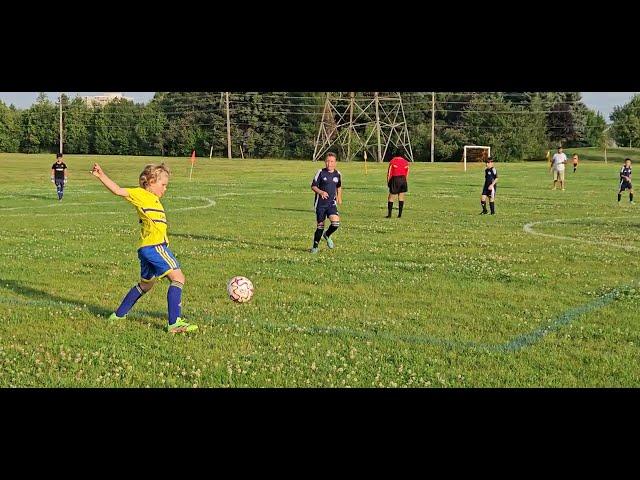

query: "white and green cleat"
xmin=108 ymin=312 xmax=126 ymax=321
xmin=324 ymin=235 xmax=335 ymax=249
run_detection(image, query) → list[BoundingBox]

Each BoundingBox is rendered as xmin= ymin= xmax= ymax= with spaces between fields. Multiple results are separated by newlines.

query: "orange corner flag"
xmin=190 ymin=149 xmax=196 ymax=165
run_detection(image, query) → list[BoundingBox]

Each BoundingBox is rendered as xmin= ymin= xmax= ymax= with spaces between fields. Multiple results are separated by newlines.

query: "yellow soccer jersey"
xmin=124 ymin=187 xmax=169 ymax=248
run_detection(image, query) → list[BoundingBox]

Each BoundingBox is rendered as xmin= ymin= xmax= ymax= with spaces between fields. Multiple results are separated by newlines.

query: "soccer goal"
xmin=463 ymin=145 xmax=491 ymax=172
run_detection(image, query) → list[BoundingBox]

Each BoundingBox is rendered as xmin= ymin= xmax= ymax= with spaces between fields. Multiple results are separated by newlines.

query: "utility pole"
xmin=347 ymin=92 xmax=354 ymax=162
xmin=225 ymin=92 xmax=232 ymax=159
xmin=374 ymin=92 xmax=382 ymax=162
xmin=603 ymin=125 xmax=612 ymax=164
xmin=59 ymin=93 xmax=63 ymax=154
xmin=430 ymin=92 xmax=435 ymax=163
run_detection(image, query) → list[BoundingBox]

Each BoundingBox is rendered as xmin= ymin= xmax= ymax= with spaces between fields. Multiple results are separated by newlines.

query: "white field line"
xmin=0 ymin=190 xmax=291 ymax=217
xmin=523 ymin=216 xmax=639 ymax=252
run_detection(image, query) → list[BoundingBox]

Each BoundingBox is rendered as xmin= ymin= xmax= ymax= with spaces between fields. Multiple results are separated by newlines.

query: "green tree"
xmin=20 ymin=93 xmax=57 ymax=153
xmin=63 ymin=96 xmax=90 ymax=153
xmin=462 ymin=93 xmax=546 ymax=162
xmin=610 ymin=94 xmax=640 ymax=148
xmin=0 ymin=101 xmax=20 ymax=152
xmin=92 ymin=106 xmax=112 ymax=154
xmin=136 ymin=100 xmax=167 ymax=156
xmin=581 ymin=109 xmax=607 ymax=147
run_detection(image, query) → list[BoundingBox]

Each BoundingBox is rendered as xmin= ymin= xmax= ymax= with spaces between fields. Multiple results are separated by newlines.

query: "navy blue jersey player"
xmin=480 ymin=157 xmax=498 ymax=215
xmin=51 ymin=153 xmax=68 ymax=200
xmin=618 ymin=158 xmax=634 ymax=204
xmin=310 ymin=152 xmax=342 ymax=253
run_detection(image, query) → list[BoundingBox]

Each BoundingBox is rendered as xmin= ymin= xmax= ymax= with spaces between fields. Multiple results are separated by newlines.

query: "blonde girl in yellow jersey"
xmin=91 ymin=162 xmax=197 ymax=334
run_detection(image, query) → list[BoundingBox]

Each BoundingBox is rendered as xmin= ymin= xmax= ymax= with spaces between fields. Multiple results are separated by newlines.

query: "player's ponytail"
xmin=139 ymin=163 xmax=171 ymax=188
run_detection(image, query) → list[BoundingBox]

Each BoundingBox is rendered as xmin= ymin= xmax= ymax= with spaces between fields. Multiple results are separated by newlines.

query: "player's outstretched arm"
xmin=91 ymin=163 xmax=128 ymax=197
xmin=337 ymin=187 xmax=342 ymax=205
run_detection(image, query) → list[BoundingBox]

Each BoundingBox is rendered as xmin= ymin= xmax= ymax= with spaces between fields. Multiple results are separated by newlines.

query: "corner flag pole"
xmin=189 ymin=150 xmax=196 ymax=181
xmin=364 ymin=150 xmax=368 ymax=175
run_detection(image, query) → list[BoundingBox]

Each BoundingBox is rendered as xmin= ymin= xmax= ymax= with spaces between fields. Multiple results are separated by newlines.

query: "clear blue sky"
xmin=0 ymin=92 xmax=637 ymax=122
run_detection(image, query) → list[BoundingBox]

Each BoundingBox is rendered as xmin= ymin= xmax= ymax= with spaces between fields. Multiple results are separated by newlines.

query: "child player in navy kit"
xmin=310 ymin=152 xmax=342 ymax=253
xmin=480 ymin=157 xmax=498 ymax=215
xmin=618 ymin=158 xmax=634 ymax=204
xmin=51 ymin=153 xmax=68 ymax=201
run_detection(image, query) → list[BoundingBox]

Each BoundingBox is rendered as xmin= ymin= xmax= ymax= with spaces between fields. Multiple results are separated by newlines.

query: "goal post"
xmin=463 ymin=145 xmax=491 ymax=172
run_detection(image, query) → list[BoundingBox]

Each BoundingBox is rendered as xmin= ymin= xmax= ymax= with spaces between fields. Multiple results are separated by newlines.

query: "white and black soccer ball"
xmin=227 ymin=276 xmax=254 ymax=303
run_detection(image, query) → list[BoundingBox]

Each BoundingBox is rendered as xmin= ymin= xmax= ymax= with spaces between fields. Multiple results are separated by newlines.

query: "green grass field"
xmin=0 ymin=149 xmax=638 ymax=387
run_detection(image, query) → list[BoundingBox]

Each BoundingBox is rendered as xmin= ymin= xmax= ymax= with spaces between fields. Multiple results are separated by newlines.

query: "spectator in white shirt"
xmin=550 ymin=146 xmax=567 ymax=190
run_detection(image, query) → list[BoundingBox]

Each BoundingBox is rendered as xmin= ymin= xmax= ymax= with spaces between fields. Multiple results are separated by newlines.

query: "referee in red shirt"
xmin=386 ymin=155 xmax=409 ymax=218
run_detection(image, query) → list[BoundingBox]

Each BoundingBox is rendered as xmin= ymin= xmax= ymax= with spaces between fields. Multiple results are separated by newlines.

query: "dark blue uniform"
xmin=311 ymin=167 xmax=342 ymax=222
xmin=620 ymin=165 xmax=632 ymax=191
xmin=52 ymin=161 xmax=67 ymax=199
xmin=482 ymin=166 xmax=498 ymax=198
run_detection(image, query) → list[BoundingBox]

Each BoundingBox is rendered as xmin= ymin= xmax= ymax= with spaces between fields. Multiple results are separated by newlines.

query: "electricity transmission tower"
xmin=313 ymin=92 xmax=414 ymax=162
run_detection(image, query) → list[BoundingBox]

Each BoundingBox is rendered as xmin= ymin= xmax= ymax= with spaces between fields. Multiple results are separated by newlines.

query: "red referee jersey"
xmin=388 ymin=156 xmax=409 ymax=180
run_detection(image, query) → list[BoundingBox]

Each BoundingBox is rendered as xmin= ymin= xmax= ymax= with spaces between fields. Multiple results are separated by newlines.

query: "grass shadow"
xmin=0 ymin=278 xmax=166 ymax=330
xmin=172 ymin=232 xmax=310 ymax=252
xmin=7 ymin=192 xmax=56 ymax=201
xmin=273 ymin=207 xmax=314 ymax=213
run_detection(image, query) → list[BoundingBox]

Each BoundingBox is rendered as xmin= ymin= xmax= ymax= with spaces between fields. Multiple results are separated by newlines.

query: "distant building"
xmin=82 ymin=92 xmax=133 ymax=107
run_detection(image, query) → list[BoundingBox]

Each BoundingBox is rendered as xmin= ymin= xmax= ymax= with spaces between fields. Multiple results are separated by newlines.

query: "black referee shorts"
xmin=388 ymin=176 xmax=408 ymax=194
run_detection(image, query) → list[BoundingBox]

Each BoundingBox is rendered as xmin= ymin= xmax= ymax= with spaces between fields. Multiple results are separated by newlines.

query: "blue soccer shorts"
xmin=138 ymin=243 xmax=180 ymax=281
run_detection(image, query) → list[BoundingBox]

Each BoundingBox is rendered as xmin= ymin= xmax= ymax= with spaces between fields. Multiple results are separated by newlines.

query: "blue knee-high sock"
xmin=168 ymin=281 xmax=183 ymax=325
xmin=115 ymin=284 xmax=145 ymax=317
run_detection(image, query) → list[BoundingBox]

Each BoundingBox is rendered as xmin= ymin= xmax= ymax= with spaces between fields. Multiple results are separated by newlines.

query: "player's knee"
xmin=138 ymin=281 xmax=154 ymax=293
xmin=317 ymin=223 xmax=325 ymax=230
xmin=172 ymin=270 xmax=186 ymax=284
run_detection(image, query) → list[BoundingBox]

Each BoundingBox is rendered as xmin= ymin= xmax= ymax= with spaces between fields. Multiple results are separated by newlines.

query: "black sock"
xmin=398 ymin=201 xmax=404 ymax=217
xmin=387 ymin=201 xmax=393 ymax=216
xmin=489 ymin=202 xmax=495 ymax=214
xmin=631 ymin=193 xmax=634 ymax=202
xmin=324 ymin=222 xmax=340 ymax=238
xmin=313 ymin=228 xmax=324 ymax=248
xmin=618 ymin=193 xmax=622 ymax=202
xmin=481 ymin=201 xmax=487 ymax=212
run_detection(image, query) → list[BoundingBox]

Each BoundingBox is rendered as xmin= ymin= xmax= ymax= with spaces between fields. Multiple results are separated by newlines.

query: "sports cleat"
xmin=166 ymin=317 xmax=198 ymax=334
xmin=385 ymin=214 xmax=391 ymax=218
xmin=480 ymin=211 xmax=488 ymax=215
xmin=324 ymin=235 xmax=335 ymax=249
xmin=310 ymin=247 xmax=319 ymax=254
xmin=108 ymin=312 xmax=126 ymax=321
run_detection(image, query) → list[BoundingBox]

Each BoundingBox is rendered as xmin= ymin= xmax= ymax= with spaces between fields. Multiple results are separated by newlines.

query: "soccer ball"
xmin=227 ymin=276 xmax=254 ymax=303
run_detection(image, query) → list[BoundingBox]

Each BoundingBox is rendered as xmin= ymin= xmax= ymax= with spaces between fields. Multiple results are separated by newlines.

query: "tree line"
xmin=0 ymin=91 xmax=621 ymax=161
